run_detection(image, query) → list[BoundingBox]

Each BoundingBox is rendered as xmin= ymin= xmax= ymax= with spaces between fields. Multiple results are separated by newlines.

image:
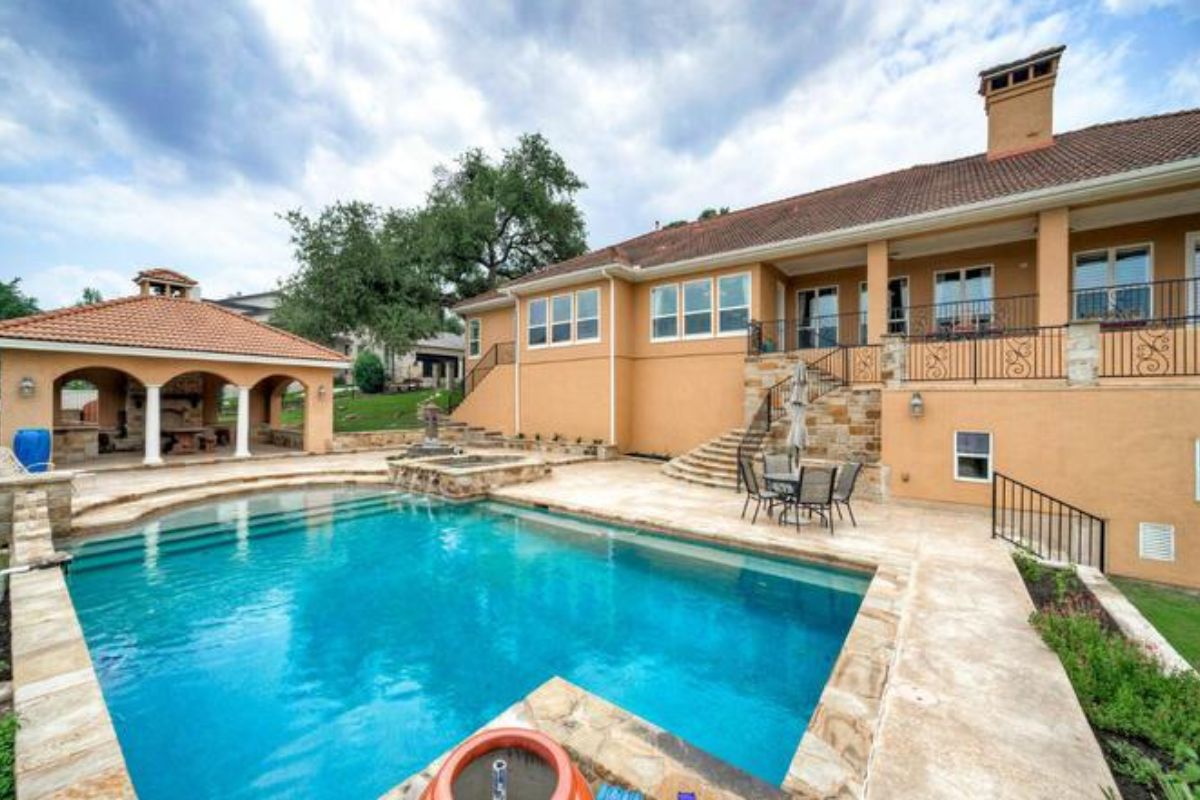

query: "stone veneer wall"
xmin=802 ymin=388 xmax=882 ymax=464
xmin=0 ymin=472 xmax=73 ymax=545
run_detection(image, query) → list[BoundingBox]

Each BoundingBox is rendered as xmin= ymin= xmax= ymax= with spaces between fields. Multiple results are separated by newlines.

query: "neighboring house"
xmin=0 ymin=269 xmax=348 ymax=465
xmin=452 ymin=46 xmax=1200 ymax=590
xmin=214 ymin=291 xmax=464 ymax=388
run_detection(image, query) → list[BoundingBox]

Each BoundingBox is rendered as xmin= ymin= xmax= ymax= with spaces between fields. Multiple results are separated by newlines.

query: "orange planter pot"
xmin=421 ymin=728 xmax=592 ymax=800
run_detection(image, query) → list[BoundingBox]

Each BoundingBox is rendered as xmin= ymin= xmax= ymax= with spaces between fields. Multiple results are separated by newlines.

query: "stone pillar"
xmin=1037 ymin=208 xmax=1070 ymax=327
xmin=866 ymin=240 xmax=889 ymax=344
xmin=880 ymin=335 xmax=907 ymax=387
xmin=235 ymin=385 xmax=252 ymax=458
xmin=143 ymin=384 xmax=162 ymax=465
xmin=1067 ymin=321 xmax=1100 ymax=386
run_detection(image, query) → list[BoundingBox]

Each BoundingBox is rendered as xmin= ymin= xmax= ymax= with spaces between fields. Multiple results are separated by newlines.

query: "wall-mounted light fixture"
xmin=317 ymin=384 xmax=327 ymax=400
xmin=909 ymin=391 xmax=925 ymax=419
xmin=18 ymin=377 xmax=35 ymax=398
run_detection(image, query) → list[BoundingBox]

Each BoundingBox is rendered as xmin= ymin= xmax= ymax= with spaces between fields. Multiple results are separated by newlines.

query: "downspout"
xmin=603 ymin=269 xmax=617 ymax=446
xmin=507 ymin=289 xmax=521 ymax=436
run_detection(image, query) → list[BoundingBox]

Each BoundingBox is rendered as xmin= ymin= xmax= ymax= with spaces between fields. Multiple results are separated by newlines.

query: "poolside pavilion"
xmin=0 ymin=269 xmax=349 ymax=467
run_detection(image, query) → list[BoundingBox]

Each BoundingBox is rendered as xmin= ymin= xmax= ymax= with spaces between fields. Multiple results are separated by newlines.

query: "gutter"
xmin=0 ymin=337 xmax=352 ymax=370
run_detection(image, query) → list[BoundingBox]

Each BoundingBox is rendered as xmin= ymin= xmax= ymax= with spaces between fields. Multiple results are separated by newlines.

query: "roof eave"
xmin=0 ymin=337 xmax=351 ymax=370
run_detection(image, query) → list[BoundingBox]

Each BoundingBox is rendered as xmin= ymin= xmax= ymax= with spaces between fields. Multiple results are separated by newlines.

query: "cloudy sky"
xmin=1 ymin=0 xmax=1197 ymax=308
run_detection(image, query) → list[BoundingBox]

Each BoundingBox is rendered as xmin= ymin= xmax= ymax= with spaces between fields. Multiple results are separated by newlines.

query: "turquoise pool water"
xmin=67 ymin=489 xmax=868 ymax=799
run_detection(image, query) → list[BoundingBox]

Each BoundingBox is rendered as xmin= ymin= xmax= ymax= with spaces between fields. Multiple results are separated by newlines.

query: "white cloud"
xmin=0 ymin=0 xmax=1195 ymax=308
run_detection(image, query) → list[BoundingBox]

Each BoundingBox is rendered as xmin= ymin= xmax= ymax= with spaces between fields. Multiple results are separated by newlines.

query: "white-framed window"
xmin=651 ymin=284 xmax=679 ymax=341
xmin=717 ymin=273 xmax=751 ymax=335
xmin=934 ymin=266 xmax=993 ymax=330
xmin=1186 ymin=232 xmax=1199 ymax=318
xmin=954 ymin=431 xmax=992 ymax=483
xmin=682 ymin=278 xmax=713 ymax=338
xmin=1195 ymin=438 xmax=1199 ymax=502
xmin=1072 ymin=244 xmax=1153 ymax=321
xmin=550 ymin=294 xmax=572 ymax=344
xmin=527 ymin=298 xmax=548 ymax=347
xmin=467 ymin=318 xmax=481 ymax=358
xmin=575 ymin=288 xmax=600 ymax=342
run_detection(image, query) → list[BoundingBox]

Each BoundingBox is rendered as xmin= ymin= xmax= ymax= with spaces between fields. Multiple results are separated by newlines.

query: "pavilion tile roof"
xmin=455 ymin=109 xmax=1200 ymax=309
xmin=0 ymin=295 xmax=346 ymax=363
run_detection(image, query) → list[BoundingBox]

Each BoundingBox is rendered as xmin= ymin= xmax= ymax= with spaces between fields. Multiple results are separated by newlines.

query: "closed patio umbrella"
xmin=787 ymin=361 xmax=809 ymax=457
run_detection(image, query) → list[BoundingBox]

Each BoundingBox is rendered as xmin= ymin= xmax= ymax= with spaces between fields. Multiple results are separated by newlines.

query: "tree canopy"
xmin=423 ymin=133 xmax=587 ymax=305
xmin=273 ymin=202 xmax=443 ymax=353
xmin=77 ymin=287 xmax=103 ymax=305
xmin=0 ymin=279 xmax=39 ymax=320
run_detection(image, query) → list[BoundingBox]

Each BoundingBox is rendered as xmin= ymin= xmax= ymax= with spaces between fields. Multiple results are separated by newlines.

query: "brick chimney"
xmin=979 ymin=46 xmax=1065 ymax=159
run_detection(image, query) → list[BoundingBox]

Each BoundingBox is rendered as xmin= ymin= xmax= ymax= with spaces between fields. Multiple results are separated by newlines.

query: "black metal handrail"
xmin=735 ymin=375 xmax=792 ymax=491
xmin=458 ymin=341 xmax=515 ymax=404
xmin=748 ymin=313 xmax=868 ymax=354
xmin=905 ymin=293 xmax=1039 ymax=340
xmin=992 ymin=472 xmax=1106 ymax=570
xmin=1071 ymin=275 xmax=1200 ymax=325
xmin=904 ymin=325 xmax=1065 ymax=383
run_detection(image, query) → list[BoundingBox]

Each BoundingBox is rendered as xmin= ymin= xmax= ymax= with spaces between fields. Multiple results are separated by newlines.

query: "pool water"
xmin=67 ymin=489 xmax=868 ymax=799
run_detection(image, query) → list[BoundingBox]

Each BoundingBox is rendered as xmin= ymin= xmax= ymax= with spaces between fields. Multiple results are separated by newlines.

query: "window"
xmin=935 ymin=267 xmax=993 ymax=331
xmin=528 ymin=298 xmax=548 ymax=347
xmin=575 ymin=288 xmax=600 ymax=342
xmin=550 ymin=294 xmax=572 ymax=344
xmin=1072 ymin=245 xmax=1152 ymax=321
xmin=467 ymin=319 xmax=481 ymax=358
xmin=717 ymin=273 xmax=751 ymax=334
xmin=954 ymin=431 xmax=992 ymax=482
xmin=888 ymin=276 xmax=910 ymax=335
xmin=859 ymin=282 xmax=868 ymax=344
xmin=651 ymin=284 xmax=679 ymax=341
xmin=682 ymin=279 xmax=713 ymax=337
xmin=1187 ymin=232 xmax=1199 ymax=318
xmin=797 ymin=287 xmax=839 ymax=349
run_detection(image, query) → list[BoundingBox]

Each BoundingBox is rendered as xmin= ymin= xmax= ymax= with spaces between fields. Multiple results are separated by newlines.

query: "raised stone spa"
xmin=387 ymin=453 xmax=550 ymax=499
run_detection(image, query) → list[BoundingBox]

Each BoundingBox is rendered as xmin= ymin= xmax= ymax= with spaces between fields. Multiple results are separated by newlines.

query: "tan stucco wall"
xmin=452 ymin=363 xmax=516 ymax=435
xmin=465 ymin=305 xmax=517 ymax=366
xmin=0 ymin=349 xmax=338 ymax=455
xmin=881 ymin=384 xmax=1200 ymax=588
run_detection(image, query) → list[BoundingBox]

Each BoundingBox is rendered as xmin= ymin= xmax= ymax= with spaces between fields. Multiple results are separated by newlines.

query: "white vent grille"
xmin=1138 ymin=523 xmax=1176 ymax=562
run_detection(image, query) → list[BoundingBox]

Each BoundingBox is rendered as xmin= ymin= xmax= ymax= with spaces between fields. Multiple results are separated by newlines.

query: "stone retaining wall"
xmin=0 ymin=473 xmax=73 ymax=545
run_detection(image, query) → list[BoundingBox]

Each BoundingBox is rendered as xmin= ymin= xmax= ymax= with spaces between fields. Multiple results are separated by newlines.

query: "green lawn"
xmin=1112 ymin=577 xmax=1200 ymax=668
xmin=279 ymin=388 xmax=462 ymax=433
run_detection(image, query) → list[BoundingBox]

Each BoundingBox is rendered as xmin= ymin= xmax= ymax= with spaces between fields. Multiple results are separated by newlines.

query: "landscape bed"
xmin=64 ymin=488 xmax=870 ymax=799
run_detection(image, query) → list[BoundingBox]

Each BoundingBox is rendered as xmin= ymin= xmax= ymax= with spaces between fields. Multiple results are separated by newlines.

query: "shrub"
xmin=353 ymin=351 xmax=387 ymax=394
xmin=1033 ymin=611 xmax=1200 ymax=794
xmin=0 ymin=713 xmax=16 ymax=800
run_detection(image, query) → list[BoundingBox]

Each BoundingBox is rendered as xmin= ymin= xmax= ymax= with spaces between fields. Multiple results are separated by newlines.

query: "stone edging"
xmin=11 ymin=489 xmax=136 ymax=799
xmin=1078 ymin=569 xmax=1195 ymax=674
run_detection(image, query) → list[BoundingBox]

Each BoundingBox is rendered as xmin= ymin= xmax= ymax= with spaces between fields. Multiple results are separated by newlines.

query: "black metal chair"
xmin=797 ymin=465 xmax=838 ymax=533
xmin=738 ymin=456 xmax=784 ymax=524
xmin=832 ymin=462 xmax=863 ymax=527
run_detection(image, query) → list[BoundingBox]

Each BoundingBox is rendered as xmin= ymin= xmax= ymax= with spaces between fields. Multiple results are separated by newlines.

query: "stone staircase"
xmin=661 ymin=428 xmax=747 ymax=490
xmin=662 ymin=382 xmax=882 ymax=491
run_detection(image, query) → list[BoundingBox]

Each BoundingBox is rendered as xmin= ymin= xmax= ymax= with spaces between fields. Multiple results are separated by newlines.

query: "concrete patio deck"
xmin=58 ymin=453 xmax=1114 ymax=798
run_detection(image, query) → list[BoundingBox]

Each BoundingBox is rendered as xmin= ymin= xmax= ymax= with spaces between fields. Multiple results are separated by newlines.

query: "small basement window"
xmin=1138 ymin=523 xmax=1176 ymax=562
xmin=954 ymin=431 xmax=992 ymax=482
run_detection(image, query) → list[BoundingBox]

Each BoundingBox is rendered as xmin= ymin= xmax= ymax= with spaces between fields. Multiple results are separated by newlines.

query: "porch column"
xmin=1037 ymin=208 xmax=1070 ymax=327
xmin=866 ymin=240 xmax=889 ymax=344
xmin=143 ymin=384 xmax=162 ymax=466
xmin=235 ymin=385 xmax=251 ymax=458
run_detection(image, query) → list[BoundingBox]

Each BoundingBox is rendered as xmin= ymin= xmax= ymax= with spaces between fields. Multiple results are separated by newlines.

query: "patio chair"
xmin=833 ymin=462 xmax=864 ymax=527
xmin=797 ymin=465 xmax=838 ymax=533
xmin=737 ymin=455 xmax=784 ymax=524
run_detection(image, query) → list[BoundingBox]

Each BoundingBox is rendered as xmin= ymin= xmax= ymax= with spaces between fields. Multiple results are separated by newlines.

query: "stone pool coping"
xmin=10 ymin=489 xmax=136 ymax=800
xmin=490 ymin=495 xmax=908 ymax=798
xmin=382 ymin=677 xmax=786 ymax=800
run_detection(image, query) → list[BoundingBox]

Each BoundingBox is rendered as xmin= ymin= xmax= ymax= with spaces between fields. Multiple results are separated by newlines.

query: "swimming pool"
xmin=67 ymin=488 xmax=868 ymax=799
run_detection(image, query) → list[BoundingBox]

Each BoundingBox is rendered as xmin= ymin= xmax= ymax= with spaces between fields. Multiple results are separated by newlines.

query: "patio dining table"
xmin=764 ymin=471 xmax=811 ymax=526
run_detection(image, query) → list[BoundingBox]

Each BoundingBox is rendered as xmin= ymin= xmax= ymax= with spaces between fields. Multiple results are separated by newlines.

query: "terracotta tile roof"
xmin=0 ymin=295 xmax=347 ymax=363
xmin=455 ymin=109 xmax=1200 ymax=309
xmin=134 ymin=268 xmax=197 ymax=286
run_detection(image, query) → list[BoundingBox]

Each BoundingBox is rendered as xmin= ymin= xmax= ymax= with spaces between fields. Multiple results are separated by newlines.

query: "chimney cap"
xmin=133 ymin=268 xmax=198 ymax=287
xmin=978 ymin=45 xmax=1065 ymax=93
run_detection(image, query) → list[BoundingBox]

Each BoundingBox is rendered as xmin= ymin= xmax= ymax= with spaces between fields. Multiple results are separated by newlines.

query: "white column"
xmin=235 ymin=385 xmax=251 ymax=458
xmin=143 ymin=384 xmax=162 ymax=466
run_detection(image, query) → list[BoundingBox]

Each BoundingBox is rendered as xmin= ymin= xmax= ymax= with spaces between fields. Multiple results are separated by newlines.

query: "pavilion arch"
xmin=51 ymin=366 xmax=148 ymax=458
xmin=249 ymin=374 xmax=311 ymax=452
